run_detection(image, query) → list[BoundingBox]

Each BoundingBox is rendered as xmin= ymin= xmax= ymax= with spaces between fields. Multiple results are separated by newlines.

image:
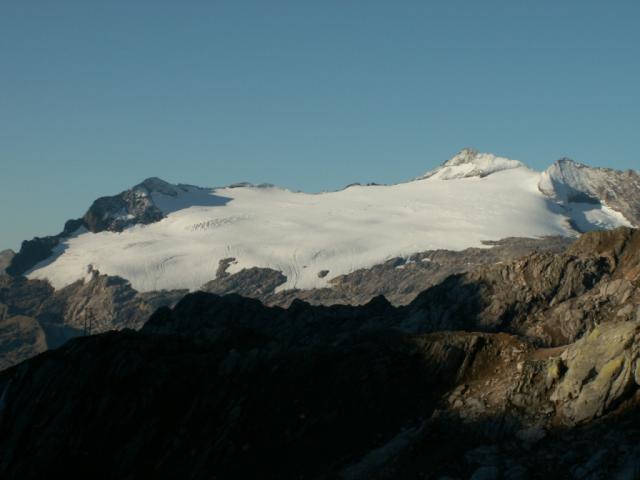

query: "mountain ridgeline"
xmin=0 ymin=150 xmax=639 ymax=478
xmin=7 ymin=150 xmax=640 ymax=288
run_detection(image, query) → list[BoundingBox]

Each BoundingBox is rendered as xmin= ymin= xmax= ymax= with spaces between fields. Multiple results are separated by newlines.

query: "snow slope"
xmin=27 ymin=151 xmax=633 ymax=292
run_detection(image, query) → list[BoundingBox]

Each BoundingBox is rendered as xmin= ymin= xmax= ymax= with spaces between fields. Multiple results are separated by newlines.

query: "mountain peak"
xmin=135 ymin=177 xmax=180 ymax=197
xmin=420 ymin=149 xmax=525 ymax=180
xmin=442 ymin=147 xmax=481 ymax=166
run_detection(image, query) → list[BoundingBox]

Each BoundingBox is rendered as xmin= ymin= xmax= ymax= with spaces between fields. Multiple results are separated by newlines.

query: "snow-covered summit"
xmin=18 ymin=149 xmax=639 ymax=294
xmin=420 ymin=148 xmax=525 ymax=180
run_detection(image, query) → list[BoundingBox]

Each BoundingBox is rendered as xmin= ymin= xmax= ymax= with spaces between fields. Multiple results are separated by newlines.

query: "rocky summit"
xmin=0 ymin=227 xmax=639 ymax=479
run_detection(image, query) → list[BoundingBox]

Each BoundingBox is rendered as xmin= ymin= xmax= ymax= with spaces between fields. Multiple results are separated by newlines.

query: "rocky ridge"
xmin=539 ymin=158 xmax=640 ymax=226
xmin=5 ymin=178 xmax=188 ymax=277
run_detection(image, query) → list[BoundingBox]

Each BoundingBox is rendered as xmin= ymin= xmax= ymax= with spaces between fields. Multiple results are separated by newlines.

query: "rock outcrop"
xmin=6 ymin=178 xmax=186 ymax=276
xmin=540 ymin=158 xmax=640 ymax=227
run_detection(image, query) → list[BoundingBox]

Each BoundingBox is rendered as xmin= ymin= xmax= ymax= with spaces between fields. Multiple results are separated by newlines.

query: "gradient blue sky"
xmin=1 ymin=1 xmax=639 ymax=250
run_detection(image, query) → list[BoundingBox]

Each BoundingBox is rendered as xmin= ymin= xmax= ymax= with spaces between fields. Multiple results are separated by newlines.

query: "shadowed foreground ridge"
xmin=0 ymin=228 xmax=639 ymax=479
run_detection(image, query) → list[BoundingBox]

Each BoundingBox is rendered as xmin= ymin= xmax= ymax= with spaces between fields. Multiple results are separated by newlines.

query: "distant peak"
xmin=442 ymin=148 xmax=482 ymax=166
xmin=420 ymin=149 xmax=525 ymax=180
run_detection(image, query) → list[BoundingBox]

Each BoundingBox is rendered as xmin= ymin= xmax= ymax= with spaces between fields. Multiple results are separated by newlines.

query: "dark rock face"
xmin=6 ymin=178 xmax=181 ymax=276
xmin=5 ymin=236 xmax=61 ymax=277
xmin=81 ymin=177 xmax=178 ymax=233
xmin=0 ymin=228 xmax=639 ymax=479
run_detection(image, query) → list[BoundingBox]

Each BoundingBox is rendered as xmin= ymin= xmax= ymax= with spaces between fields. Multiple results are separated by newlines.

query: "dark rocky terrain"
xmin=0 ymin=227 xmax=639 ymax=479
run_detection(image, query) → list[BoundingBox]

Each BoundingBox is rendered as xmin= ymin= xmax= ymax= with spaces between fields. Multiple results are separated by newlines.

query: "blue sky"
xmin=1 ymin=0 xmax=639 ymax=250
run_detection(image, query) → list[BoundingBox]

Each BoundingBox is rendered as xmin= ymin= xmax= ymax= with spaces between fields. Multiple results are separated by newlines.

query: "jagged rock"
xmin=6 ymin=178 xmax=185 ymax=276
xmin=82 ymin=177 xmax=179 ymax=233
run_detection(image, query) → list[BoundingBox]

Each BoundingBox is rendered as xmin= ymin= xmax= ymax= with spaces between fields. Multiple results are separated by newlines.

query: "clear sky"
xmin=1 ymin=1 xmax=639 ymax=250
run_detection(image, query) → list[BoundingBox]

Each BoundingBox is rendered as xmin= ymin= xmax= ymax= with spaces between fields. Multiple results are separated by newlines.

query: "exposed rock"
xmin=540 ymin=158 xmax=640 ymax=226
xmin=0 ymin=270 xmax=186 ymax=370
xmin=202 ymin=264 xmax=287 ymax=298
xmin=6 ymin=178 xmax=185 ymax=276
xmin=245 ymin=236 xmax=573 ymax=308
xmin=404 ymin=227 xmax=640 ymax=346
xmin=0 ymin=316 xmax=46 ymax=371
xmin=551 ymin=321 xmax=640 ymax=425
xmin=82 ymin=177 xmax=179 ymax=233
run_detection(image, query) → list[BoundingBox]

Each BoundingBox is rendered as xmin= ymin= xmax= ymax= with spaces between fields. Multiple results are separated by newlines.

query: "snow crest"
xmin=420 ymin=148 xmax=525 ymax=180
